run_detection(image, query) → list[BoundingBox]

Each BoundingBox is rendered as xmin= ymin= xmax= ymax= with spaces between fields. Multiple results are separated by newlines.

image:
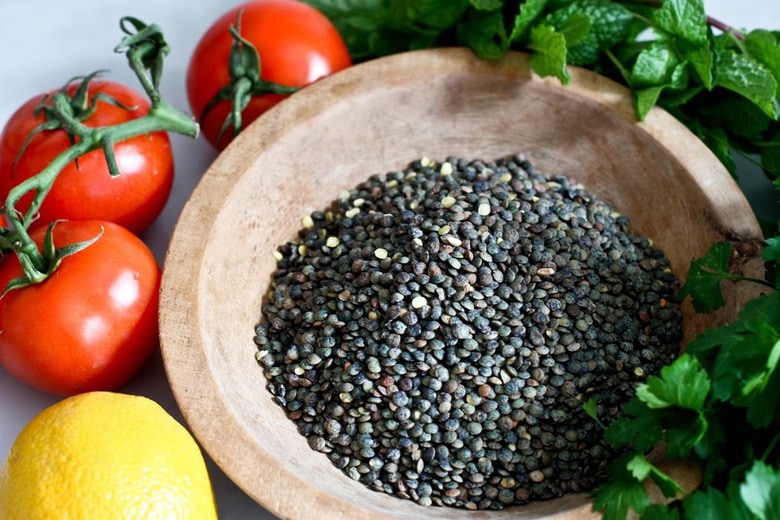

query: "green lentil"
xmin=254 ymin=155 xmax=682 ymax=510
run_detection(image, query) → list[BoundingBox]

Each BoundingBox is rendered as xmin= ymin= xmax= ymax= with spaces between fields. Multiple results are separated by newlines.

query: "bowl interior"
xmin=160 ymin=49 xmax=763 ymax=520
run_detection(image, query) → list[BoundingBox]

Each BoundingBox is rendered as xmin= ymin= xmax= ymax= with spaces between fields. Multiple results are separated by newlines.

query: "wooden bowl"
xmin=159 ymin=48 xmax=764 ymax=519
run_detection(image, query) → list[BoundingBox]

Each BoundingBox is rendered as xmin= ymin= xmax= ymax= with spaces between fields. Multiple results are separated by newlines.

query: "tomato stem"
xmin=0 ymin=17 xmax=199 ymax=291
xmin=198 ymin=9 xmax=300 ymax=146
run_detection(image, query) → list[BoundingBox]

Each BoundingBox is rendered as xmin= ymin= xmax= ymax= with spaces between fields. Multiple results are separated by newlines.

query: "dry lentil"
xmin=254 ymin=155 xmax=682 ymax=510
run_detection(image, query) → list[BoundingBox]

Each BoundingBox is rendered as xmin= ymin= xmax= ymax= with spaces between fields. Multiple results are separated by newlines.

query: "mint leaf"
xmin=698 ymin=94 xmax=775 ymax=143
xmin=470 ymin=0 xmax=502 ymax=10
xmin=678 ymin=241 xmax=732 ymax=313
xmin=631 ymin=42 xmax=679 ymax=87
xmin=543 ymin=0 xmax=634 ymax=65
xmin=653 ymin=0 xmax=708 ymax=45
xmin=740 ymin=460 xmax=780 ymax=520
xmin=559 ymin=12 xmax=591 ymax=47
xmin=745 ymin=29 xmax=780 ymax=98
xmin=630 ymin=42 xmax=681 ymax=118
xmin=528 ymin=24 xmax=570 ymax=83
xmin=635 ymin=87 xmax=665 ymax=119
xmin=457 ymin=7 xmax=508 ymax=60
xmin=716 ymin=50 xmax=779 ymax=120
xmin=679 ymin=36 xmax=715 ymax=89
xmin=635 ymin=354 xmax=710 ymax=410
xmin=390 ymin=0 xmax=470 ymax=30
xmin=509 ymin=0 xmax=549 ymax=43
xmin=652 ymin=0 xmax=714 ymax=87
xmin=669 ymin=61 xmax=690 ymax=90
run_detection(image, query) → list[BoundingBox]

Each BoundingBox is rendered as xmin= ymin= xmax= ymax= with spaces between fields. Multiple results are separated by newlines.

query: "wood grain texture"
xmin=159 ymin=48 xmax=763 ymax=519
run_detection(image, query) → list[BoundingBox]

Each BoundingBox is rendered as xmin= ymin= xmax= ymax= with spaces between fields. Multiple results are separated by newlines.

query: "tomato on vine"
xmin=0 ymin=78 xmax=174 ymax=235
xmin=186 ymin=0 xmax=352 ymax=149
xmin=0 ymin=17 xmax=198 ymax=396
xmin=0 ymin=220 xmax=161 ymax=396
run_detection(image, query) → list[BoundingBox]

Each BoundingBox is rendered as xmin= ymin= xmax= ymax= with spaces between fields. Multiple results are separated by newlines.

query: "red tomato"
xmin=187 ymin=0 xmax=352 ymax=149
xmin=0 ymin=80 xmax=174 ymax=235
xmin=0 ymin=220 xmax=160 ymax=396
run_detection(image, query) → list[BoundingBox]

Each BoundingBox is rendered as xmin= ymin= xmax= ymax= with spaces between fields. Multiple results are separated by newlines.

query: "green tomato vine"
xmin=0 ymin=17 xmax=199 ymax=292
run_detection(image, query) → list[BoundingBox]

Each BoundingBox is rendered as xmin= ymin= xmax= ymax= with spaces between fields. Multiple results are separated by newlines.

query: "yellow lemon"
xmin=0 ymin=391 xmax=218 ymax=519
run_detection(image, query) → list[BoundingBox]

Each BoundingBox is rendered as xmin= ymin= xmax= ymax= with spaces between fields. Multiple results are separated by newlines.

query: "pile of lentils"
xmin=254 ymin=154 xmax=682 ymax=510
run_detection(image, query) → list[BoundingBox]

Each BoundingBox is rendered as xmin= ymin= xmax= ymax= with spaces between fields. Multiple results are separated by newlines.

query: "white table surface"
xmin=0 ymin=1 xmax=777 ymax=518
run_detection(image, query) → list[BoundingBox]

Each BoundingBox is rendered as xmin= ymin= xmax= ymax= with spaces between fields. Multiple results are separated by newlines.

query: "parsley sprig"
xmin=302 ymin=0 xmax=780 ymax=516
xmin=587 ymin=239 xmax=780 ymax=518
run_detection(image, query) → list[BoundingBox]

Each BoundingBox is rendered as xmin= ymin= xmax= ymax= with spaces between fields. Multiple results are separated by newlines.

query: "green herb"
xmin=592 ymin=289 xmax=780 ymax=518
xmin=303 ymin=0 xmax=780 ymax=181
xmin=678 ymin=242 xmax=774 ymax=313
xmin=584 ymin=237 xmax=780 ymax=517
xmin=302 ymin=0 xmax=780 ymax=516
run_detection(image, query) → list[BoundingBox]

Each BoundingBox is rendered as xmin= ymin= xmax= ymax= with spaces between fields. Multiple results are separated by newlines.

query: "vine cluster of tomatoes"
xmin=0 ymin=0 xmax=352 ymax=396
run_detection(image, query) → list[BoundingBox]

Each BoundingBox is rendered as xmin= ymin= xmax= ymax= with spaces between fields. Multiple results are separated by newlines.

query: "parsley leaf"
xmin=764 ymin=237 xmax=780 ymax=264
xmin=677 ymin=241 xmax=771 ymax=313
xmin=592 ymin=453 xmax=652 ymax=519
xmin=682 ymin=487 xmax=750 ymax=519
xmin=634 ymin=355 xmax=711 ymax=457
xmin=627 ymin=454 xmax=685 ymax=498
xmin=740 ymin=460 xmax=780 ymax=520
xmin=678 ymin=241 xmax=732 ymax=312
xmin=687 ymin=291 xmax=780 ymax=428
xmin=636 ymin=355 xmax=710 ymax=411
xmin=603 ymin=401 xmax=663 ymax=453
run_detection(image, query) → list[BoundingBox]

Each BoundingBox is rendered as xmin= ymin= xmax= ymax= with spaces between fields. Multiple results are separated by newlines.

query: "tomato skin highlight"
xmin=0 ymin=80 xmax=174 ymax=235
xmin=0 ymin=221 xmax=161 ymax=396
xmin=187 ymin=0 xmax=352 ymax=149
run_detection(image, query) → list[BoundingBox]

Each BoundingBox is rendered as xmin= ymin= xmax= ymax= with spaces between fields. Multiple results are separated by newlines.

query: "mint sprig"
xmin=303 ymin=0 xmax=780 ymax=181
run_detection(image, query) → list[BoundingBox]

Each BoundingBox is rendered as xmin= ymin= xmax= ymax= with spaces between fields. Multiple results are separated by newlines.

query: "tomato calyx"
xmin=1 ymin=221 xmax=103 ymax=298
xmin=0 ymin=17 xmax=199 ymax=292
xmin=198 ymin=10 xmax=300 ymax=145
xmin=14 ymin=71 xmax=139 ymax=178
